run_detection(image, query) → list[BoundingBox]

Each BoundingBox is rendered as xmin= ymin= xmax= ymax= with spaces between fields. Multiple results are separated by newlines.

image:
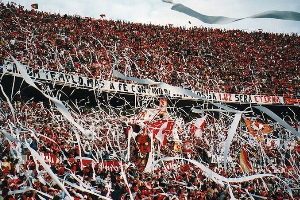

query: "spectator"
xmin=1 ymin=2 xmax=299 ymax=97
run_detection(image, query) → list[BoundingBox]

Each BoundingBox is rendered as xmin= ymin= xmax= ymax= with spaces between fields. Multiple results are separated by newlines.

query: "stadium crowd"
xmin=1 ymin=2 xmax=300 ymax=97
xmin=0 ymin=99 xmax=300 ymax=199
xmin=1 ymin=1 xmax=300 ymax=200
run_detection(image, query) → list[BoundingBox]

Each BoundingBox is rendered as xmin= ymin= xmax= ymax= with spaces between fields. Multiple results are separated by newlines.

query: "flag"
xmin=171 ymin=3 xmax=300 ymax=25
xmin=189 ymin=115 xmax=206 ymax=137
xmin=31 ymin=3 xmax=38 ymax=9
xmin=159 ymin=97 xmax=168 ymax=116
xmin=131 ymin=109 xmax=159 ymax=123
xmin=155 ymin=121 xmax=169 ymax=145
xmin=244 ymin=117 xmax=272 ymax=139
xmin=145 ymin=119 xmax=174 ymax=145
xmin=240 ymin=148 xmax=252 ymax=173
xmin=136 ymin=133 xmax=151 ymax=154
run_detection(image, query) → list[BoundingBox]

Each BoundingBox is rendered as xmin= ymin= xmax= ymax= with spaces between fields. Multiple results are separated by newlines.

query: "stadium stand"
xmin=1 ymin=2 xmax=300 ymax=97
xmin=0 ymin=100 xmax=299 ymax=199
xmin=0 ymin=2 xmax=300 ymax=200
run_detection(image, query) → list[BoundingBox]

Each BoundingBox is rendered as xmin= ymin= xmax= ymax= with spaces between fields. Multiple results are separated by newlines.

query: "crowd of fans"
xmin=0 ymin=98 xmax=299 ymax=199
xmin=1 ymin=2 xmax=300 ymax=97
xmin=1 ymin=1 xmax=300 ymax=199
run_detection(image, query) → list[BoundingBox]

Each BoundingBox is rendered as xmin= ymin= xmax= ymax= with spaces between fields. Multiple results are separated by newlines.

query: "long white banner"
xmin=1 ymin=62 xmax=285 ymax=105
xmin=171 ymin=3 xmax=300 ymax=24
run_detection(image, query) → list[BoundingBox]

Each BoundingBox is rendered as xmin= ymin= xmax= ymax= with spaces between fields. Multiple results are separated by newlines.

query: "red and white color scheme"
xmin=3 ymin=63 xmax=299 ymax=105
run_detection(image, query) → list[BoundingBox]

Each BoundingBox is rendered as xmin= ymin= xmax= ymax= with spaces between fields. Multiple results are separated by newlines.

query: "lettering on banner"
xmin=71 ymin=75 xmax=77 ymax=84
xmin=95 ymin=79 xmax=100 ymax=88
xmin=65 ymin=74 xmax=71 ymax=83
xmin=110 ymin=82 xmax=115 ymax=90
xmin=135 ymin=85 xmax=146 ymax=94
xmin=218 ymin=93 xmax=233 ymax=102
xmin=34 ymin=70 xmax=40 ymax=79
xmin=50 ymin=71 xmax=55 ymax=80
xmin=58 ymin=73 xmax=65 ymax=82
xmin=123 ymin=83 xmax=128 ymax=92
xmin=252 ymin=95 xmax=281 ymax=104
xmin=99 ymin=80 xmax=105 ymax=89
xmin=151 ymin=87 xmax=163 ymax=96
xmin=78 ymin=76 xmax=84 ymax=86
xmin=87 ymin=78 xmax=93 ymax=88
xmin=235 ymin=94 xmax=252 ymax=103
xmin=117 ymin=83 xmax=129 ymax=92
xmin=131 ymin=85 xmax=136 ymax=93
xmin=271 ymin=96 xmax=280 ymax=104
xmin=211 ymin=93 xmax=217 ymax=101
xmin=1 ymin=63 xmax=290 ymax=105
xmin=194 ymin=91 xmax=215 ymax=100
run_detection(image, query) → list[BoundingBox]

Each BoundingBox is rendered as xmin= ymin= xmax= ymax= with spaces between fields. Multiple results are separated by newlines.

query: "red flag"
xmin=155 ymin=121 xmax=169 ymax=146
xmin=145 ymin=119 xmax=174 ymax=145
xmin=31 ymin=3 xmax=38 ymax=9
xmin=189 ymin=115 xmax=206 ymax=136
xmin=159 ymin=97 xmax=168 ymax=116
xmin=244 ymin=117 xmax=272 ymax=139
xmin=136 ymin=133 xmax=151 ymax=154
xmin=240 ymin=148 xmax=253 ymax=173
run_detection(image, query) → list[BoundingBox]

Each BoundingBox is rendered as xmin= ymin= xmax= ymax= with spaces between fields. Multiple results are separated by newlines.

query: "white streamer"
xmin=171 ymin=3 xmax=300 ymax=24
xmin=0 ymin=84 xmax=16 ymax=121
xmin=254 ymin=106 xmax=300 ymax=138
xmin=151 ymin=157 xmax=293 ymax=197
xmin=223 ymin=113 xmax=241 ymax=170
xmin=25 ymin=144 xmax=72 ymax=199
xmin=113 ymin=70 xmax=237 ymax=112
xmin=12 ymin=57 xmax=90 ymax=136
